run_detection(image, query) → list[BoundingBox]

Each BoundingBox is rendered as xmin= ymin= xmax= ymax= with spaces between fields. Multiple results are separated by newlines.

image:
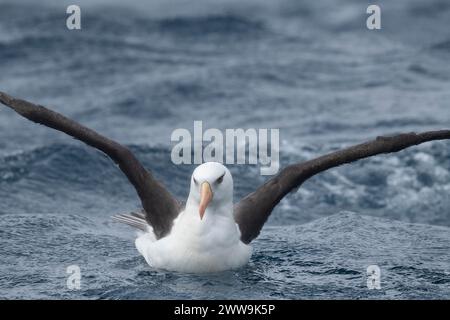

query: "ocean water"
xmin=0 ymin=0 xmax=449 ymax=299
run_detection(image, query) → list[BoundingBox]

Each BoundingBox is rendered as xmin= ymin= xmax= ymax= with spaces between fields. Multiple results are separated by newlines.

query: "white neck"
xmin=170 ymin=197 xmax=239 ymax=250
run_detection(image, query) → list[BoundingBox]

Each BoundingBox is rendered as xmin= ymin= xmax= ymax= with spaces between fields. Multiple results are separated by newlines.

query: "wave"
xmin=155 ymin=14 xmax=265 ymax=37
xmin=430 ymin=39 xmax=450 ymax=53
xmin=0 ymin=211 xmax=448 ymax=299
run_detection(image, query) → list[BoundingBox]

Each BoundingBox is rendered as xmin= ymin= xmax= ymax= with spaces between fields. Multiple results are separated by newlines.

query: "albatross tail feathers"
xmin=112 ymin=212 xmax=148 ymax=232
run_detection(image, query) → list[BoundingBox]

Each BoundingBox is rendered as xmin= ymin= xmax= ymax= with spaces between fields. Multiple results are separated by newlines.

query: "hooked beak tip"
xmin=199 ymin=182 xmax=212 ymax=220
xmin=199 ymin=208 xmax=206 ymax=220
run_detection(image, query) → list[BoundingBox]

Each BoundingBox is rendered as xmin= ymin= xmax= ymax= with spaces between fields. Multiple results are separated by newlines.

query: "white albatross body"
xmin=135 ymin=162 xmax=252 ymax=273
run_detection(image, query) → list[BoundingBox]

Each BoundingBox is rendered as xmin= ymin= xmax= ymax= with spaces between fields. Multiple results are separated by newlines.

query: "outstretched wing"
xmin=234 ymin=130 xmax=450 ymax=244
xmin=0 ymin=91 xmax=181 ymax=239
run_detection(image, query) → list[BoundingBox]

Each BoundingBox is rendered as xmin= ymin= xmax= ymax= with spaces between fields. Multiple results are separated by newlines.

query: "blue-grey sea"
xmin=0 ymin=0 xmax=449 ymax=299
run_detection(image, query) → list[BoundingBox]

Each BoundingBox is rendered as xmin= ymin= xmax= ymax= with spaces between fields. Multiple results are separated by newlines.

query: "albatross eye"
xmin=193 ymin=177 xmax=198 ymax=185
xmin=216 ymin=173 xmax=225 ymax=184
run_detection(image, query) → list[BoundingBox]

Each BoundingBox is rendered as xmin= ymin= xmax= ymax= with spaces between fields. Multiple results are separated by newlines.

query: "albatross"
xmin=1 ymin=91 xmax=449 ymax=273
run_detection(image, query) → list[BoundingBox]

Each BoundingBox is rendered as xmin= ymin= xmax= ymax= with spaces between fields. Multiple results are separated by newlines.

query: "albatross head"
xmin=189 ymin=162 xmax=233 ymax=220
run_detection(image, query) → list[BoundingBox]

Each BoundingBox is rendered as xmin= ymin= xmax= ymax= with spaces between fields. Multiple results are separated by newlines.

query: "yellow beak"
xmin=199 ymin=182 xmax=213 ymax=220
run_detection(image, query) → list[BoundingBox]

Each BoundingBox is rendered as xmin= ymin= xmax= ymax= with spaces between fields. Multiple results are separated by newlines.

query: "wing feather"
xmin=234 ymin=131 xmax=450 ymax=244
xmin=0 ymin=91 xmax=181 ymax=238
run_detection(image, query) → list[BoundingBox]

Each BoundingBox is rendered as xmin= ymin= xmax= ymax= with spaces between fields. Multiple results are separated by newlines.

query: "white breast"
xmin=135 ymin=207 xmax=252 ymax=273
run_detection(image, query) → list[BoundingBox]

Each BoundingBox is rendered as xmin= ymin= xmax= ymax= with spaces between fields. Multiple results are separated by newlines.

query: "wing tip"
xmin=0 ymin=91 xmax=12 ymax=106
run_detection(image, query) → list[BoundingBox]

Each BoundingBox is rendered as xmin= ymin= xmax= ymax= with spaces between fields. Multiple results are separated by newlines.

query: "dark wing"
xmin=0 ymin=91 xmax=181 ymax=239
xmin=234 ymin=130 xmax=450 ymax=244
